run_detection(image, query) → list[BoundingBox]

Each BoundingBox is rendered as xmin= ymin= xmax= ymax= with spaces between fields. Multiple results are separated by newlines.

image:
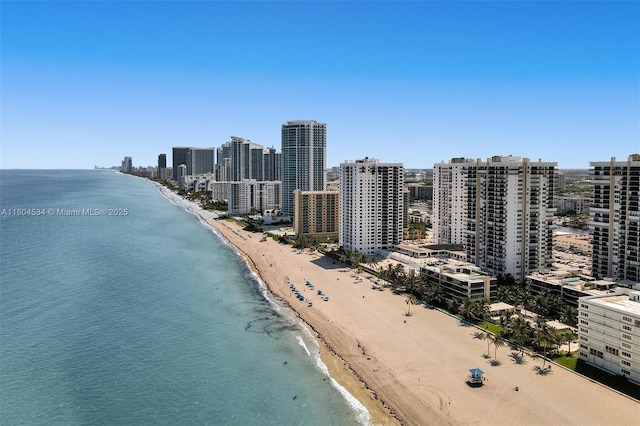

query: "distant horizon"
xmin=2 ymin=2 xmax=638 ymax=169
xmin=0 ymin=166 xmax=599 ymax=172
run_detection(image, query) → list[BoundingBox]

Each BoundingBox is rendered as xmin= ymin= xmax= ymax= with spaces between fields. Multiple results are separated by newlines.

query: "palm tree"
xmin=472 ymin=298 xmax=490 ymax=323
xmin=459 ymin=298 xmax=475 ymax=322
xmin=405 ymin=294 xmax=417 ymax=316
xmin=534 ymin=323 xmax=557 ymax=367
xmin=559 ymin=305 xmax=578 ymax=328
xmin=561 ymin=330 xmax=577 ymax=355
xmin=339 ymin=250 xmax=351 ymax=265
xmin=422 ymin=281 xmax=446 ymax=307
xmin=499 ymin=310 xmax=513 ymax=328
xmin=507 ymin=316 xmax=530 ymax=355
xmin=483 ymin=332 xmax=492 ymax=357
xmin=491 ymin=332 xmax=505 ymax=361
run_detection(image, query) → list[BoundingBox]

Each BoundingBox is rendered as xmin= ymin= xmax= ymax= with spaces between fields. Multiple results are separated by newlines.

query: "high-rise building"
xmin=187 ymin=148 xmax=215 ymax=175
xmin=227 ymin=181 xmax=281 ymax=215
xmin=215 ymin=142 xmax=232 ymax=182
xmin=294 ymin=189 xmax=339 ymax=239
xmin=263 ymin=147 xmax=281 ymax=182
xmin=472 ymin=156 xmax=556 ymax=281
xmin=172 ymin=147 xmax=190 ymax=177
xmin=157 ymin=154 xmax=167 ymax=179
xmin=176 ymin=164 xmax=187 ymax=184
xmin=433 ymin=158 xmax=475 ymax=245
xmin=121 ymin=156 xmax=132 ymax=174
xmin=230 ymin=137 xmax=264 ymax=181
xmin=172 ymin=146 xmax=214 ymax=178
xmin=281 ymin=120 xmax=327 ymax=217
xmin=434 ymin=156 xmax=557 ymax=281
xmin=213 ymin=137 xmax=282 ymax=215
xmin=339 ymin=157 xmax=404 ymax=256
xmin=590 ymin=154 xmax=640 ymax=282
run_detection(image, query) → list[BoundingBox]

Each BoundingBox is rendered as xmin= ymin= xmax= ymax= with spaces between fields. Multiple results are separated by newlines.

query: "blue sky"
xmin=2 ymin=1 xmax=638 ymax=169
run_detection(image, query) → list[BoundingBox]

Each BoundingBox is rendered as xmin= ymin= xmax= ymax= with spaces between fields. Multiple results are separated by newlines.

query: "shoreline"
xmin=153 ymin=182 xmax=639 ymax=426
xmin=152 ymin=182 xmax=396 ymax=424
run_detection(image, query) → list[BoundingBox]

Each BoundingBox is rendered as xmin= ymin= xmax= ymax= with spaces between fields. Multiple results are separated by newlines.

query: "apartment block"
xmin=589 ymin=154 xmax=640 ymax=282
xmin=339 ymin=157 xmax=403 ymax=256
xmin=433 ymin=158 xmax=476 ymax=245
xmin=281 ymin=120 xmax=327 ymax=217
xmin=293 ymin=190 xmax=339 ymax=239
xmin=578 ymin=288 xmax=640 ymax=384
xmin=227 ymin=180 xmax=281 ymax=216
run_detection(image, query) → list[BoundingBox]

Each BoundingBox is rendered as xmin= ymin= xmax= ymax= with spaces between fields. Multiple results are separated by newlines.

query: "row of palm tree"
xmin=337 ymin=248 xmax=382 ymax=270
xmin=495 ymin=274 xmax=578 ymax=327
xmin=458 ymin=297 xmax=490 ymax=322
xmin=500 ymin=316 xmax=577 ymax=359
xmin=334 ymin=250 xmax=579 ymax=362
xmin=484 ymin=331 xmax=505 ymax=362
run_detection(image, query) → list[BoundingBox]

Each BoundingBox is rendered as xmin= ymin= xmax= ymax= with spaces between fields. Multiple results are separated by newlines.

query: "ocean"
xmin=0 ymin=170 xmax=367 ymax=425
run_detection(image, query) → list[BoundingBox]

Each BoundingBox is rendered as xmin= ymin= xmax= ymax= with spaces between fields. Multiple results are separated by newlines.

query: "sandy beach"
xmin=156 ymin=184 xmax=639 ymax=425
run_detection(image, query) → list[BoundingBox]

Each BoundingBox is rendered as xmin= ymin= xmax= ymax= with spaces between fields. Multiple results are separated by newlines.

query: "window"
xmin=621 ymin=360 xmax=631 ymax=367
xmin=590 ymin=348 xmax=604 ymax=358
xmin=621 ymin=369 xmax=631 ymax=376
xmin=622 ymin=325 xmax=632 ymax=332
xmin=621 ymin=351 xmax=631 ymax=358
xmin=622 ymin=333 xmax=632 ymax=341
xmin=622 ymin=316 xmax=632 ymax=322
xmin=605 ymin=345 xmax=619 ymax=356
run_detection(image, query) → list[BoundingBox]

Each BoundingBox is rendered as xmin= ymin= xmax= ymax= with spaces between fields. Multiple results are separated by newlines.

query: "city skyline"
xmin=2 ymin=1 xmax=638 ymax=170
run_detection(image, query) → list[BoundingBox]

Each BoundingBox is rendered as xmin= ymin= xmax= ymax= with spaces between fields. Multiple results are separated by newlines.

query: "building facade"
xmin=419 ymin=258 xmax=497 ymax=304
xmin=227 ymin=180 xmax=281 ymax=216
xmin=470 ymin=156 xmax=557 ymax=281
xmin=172 ymin=147 xmax=190 ymax=177
xmin=407 ymin=184 xmax=433 ymax=201
xmin=187 ymin=148 xmax=215 ymax=175
xmin=157 ymin=153 xmax=167 ymax=180
xmin=121 ymin=156 xmax=132 ymax=173
xmin=293 ymin=190 xmax=339 ymax=239
xmin=578 ymin=288 xmax=640 ymax=384
xmin=263 ymin=147 xmax=281 ymax=182
xmin=434 ymin=156 xmax=556 ymax=281
xmin=339 ymin=158 xmax=404 ymax=256
xmin=589 ymin=154 xmax=640 ymax=282
xmin=281 ymin=120 xmax=327 ymax=217
xmin=433 ymin=158 xmax=476 ymax=245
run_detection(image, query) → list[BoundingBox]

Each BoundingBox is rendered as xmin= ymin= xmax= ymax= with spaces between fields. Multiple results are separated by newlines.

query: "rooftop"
xmin=586 ymin=292 xmax=640 ymax=316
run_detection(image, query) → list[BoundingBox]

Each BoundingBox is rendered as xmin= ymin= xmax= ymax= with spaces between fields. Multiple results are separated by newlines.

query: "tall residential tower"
xmin=433 ymin=156 xmax=557 ymax=281
xmin=280 ymin=120 xmax=327 ymax=217
xmin=589 ymin=154 xmax=640 ymax=282
xmin=339 ymin=157 xmax=404 ymax=256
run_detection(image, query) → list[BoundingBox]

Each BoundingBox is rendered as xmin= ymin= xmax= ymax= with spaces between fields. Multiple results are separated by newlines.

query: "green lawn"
xmin=552 ymin=353 xmax=578 ymax=370
xmin=478 ymin=321 xmax=503 ymax=335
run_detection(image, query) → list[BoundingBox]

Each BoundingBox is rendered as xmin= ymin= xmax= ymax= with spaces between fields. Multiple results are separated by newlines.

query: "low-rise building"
xmin=554 ymin=233 xmax=591 ymax=256
xmin=578 ymin=288 xmax=640 ymax=384
xmin=525 ymin=271 xmax=616 ymax=308
xmin=419 ymin=256 xmax=496 ymax=304
xmin=181 ymin=174 xmax=215 ymax=192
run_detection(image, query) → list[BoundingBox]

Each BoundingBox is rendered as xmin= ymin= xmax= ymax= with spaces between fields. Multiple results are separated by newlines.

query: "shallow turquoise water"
xmin=0 ymin=170 xmax=365 ymax=425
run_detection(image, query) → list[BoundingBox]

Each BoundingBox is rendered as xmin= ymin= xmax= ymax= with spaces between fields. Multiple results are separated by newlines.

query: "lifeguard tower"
xmin=467 ymin=368 xmax=485 ymax=387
